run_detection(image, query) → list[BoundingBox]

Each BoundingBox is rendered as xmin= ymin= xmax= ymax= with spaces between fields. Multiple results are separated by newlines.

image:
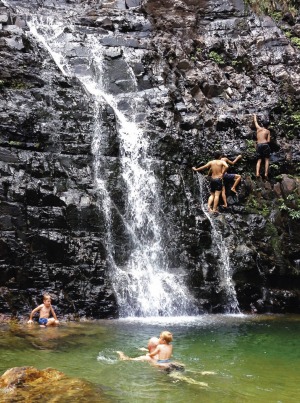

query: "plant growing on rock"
xmin=208 ymin=51 xmax=225 ymax=65
xmin=278 ymin=190 xmax=300 ymax=220
xmin=290 ymin=37 xmax=300 ymax=47
xmin=245 ymin=0 xmax=298 ymax=16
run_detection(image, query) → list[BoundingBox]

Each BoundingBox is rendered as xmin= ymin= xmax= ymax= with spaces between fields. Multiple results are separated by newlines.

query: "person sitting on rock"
xmin=27 ymin=293 xmax=59 ymax=327
xmin=253 ymin=114 xmax=271 ymax=179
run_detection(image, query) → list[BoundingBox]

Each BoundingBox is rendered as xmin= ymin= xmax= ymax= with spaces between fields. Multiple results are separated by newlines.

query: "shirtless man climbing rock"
xmin=192 ymin=151 xmax=228 ymax=213
xmin=253 ymin=114 xmax=271 ymax=179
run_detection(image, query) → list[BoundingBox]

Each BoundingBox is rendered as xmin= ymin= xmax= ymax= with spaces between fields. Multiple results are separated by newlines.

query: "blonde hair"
xmin=160 ymin=331 xmax=173 ymax=343
xmin=43 ymin=293 xmax=51 ymax=301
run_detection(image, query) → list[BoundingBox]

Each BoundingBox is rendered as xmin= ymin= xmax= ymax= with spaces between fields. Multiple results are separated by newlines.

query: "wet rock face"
xmin=0 ymin=0 xmax=299 ymax=316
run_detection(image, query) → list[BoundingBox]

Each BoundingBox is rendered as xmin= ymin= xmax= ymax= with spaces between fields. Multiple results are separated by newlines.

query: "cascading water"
xmin=196 ymin=174 xmax=240 ymax=313
xmin=20 ymin=5 xmax=197 ymax=317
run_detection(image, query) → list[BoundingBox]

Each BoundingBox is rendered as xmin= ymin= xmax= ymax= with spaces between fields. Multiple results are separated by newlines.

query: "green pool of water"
xmin=0 ymin=314 xmax=299 ymax=402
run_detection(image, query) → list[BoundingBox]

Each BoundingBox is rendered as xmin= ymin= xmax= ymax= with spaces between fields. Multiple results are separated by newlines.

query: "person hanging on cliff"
xmin=27 ymin=294 xmax=59 ymax=327
xmin=220 ymin=154 xmax=242 ymax=208
xmin=192 ymin=151 xmax=228 ymax=213
xmin=253 ymin=114 xmax=271 ymax=179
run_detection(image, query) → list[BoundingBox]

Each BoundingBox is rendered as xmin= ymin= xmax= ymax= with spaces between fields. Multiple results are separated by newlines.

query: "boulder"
xmin=0 ymin=366 xmax=107 ymax=401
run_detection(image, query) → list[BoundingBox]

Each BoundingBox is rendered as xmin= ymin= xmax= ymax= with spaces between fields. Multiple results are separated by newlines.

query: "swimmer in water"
xmin=117 ymin=337 xmax=159 ymax=362
xmin=147 ymin=331 xmax=174 ymax=369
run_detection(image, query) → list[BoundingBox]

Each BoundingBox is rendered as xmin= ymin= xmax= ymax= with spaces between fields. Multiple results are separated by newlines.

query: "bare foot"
xmin=231 ymin=187 xmax=237 ymax=194
xmin=39 ymin=325 xmax=46 ymax=328
xmin=116 ymin=351 xmax=129 ymax=360
xmin=200 ymin=371 xmax=216 ymax=375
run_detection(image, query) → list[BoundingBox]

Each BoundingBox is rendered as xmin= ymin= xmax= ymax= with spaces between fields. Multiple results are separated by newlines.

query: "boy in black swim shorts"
xmin=192 ymin=151 xmax=228 ymax=213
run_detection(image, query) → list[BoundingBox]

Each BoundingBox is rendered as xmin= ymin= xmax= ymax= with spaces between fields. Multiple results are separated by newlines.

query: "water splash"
xmin=196 ymin=174 xmax=240 ymax=313
xmin=26 ymin=12 xmax=196 ymax=317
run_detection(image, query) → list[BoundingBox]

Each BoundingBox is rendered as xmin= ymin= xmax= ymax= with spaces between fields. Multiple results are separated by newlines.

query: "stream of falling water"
xmin=24 ymin=11 xmax=197 ymax=317
xmin=196 ymin=174 xmax=240 ymax=313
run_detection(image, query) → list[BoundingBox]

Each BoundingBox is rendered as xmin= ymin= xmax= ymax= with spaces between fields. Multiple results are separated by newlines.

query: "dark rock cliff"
xmin=0 ymin=0 xmax=299 ymax=318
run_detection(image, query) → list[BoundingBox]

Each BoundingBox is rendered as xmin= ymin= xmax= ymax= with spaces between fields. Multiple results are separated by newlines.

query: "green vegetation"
xmin=279 ymin=198 xmax=300 ymax=219
xmin=274 ymin=100 xmax=300 ymax=140
xmin=9 ymin=141 xmax=22 ymax=147
xmin=290 ymin=37 xmax=300 ymax=48
xmin=188 ymin=47 xmax=203 ymax=63
xmin=271 ymin=11 xmax=283 ymax=22
xmin=232 ymin=59 xmax=243 ymax=67
xmin=246 ymin=139 xmax=256 ymax=154
xmin=208 ymin=51 xmax=225 ymax=65
xmin=265 ymin=222 xmax=281 ymax=250
xmin=11 ymin=80 xmax=28 ymax=90
xmin=245 ymin=0 xmax=298 ymax=16
xmin=246 ymin=194 xmax=270 ymax=217
xmin=278 ymin=189 xmax=300 ymax=220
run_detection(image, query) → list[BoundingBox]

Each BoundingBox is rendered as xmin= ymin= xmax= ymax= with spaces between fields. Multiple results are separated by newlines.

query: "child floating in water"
xmin=117 ymin=331 xmax=184 ymax=372
xmin=117 ymin=337 xmax=159 ymax=362
xmin=27 ymin=293 xmax=59 ymax=327
xmin=147 ymin=331 xmax=173 ymax=368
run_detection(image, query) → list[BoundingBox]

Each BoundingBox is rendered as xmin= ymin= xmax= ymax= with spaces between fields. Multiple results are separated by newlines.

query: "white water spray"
xmin=196 ymin=174 xmax=240 ymax=313
xmin=25 ymin=12 xmax=196 ymax=317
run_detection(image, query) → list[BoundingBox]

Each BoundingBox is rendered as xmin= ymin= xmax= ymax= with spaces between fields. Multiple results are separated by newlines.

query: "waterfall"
xmin=23 ymin=9 xmax=197 ymax=317
xmin=196 ymin=174 xmax=240 ymax=313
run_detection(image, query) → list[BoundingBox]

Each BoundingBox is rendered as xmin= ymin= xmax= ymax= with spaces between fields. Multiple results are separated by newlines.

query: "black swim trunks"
xmin=223 ymin=173 xmax=236 ymax=183
xmin=256 ymin=143 xmax=271 ymax=159
xmin=210 ymin=178 xmax=223 ymax=192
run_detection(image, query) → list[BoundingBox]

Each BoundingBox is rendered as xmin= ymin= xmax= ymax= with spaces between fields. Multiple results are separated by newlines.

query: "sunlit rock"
xmin=0 ymin=367 xmax=108 ymax=402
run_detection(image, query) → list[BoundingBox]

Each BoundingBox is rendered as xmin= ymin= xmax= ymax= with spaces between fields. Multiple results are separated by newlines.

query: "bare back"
xmin=157 ymin=344 xmax=173 ymax=360
xmin=209 ymin=159 xmax=228 ymax=179
xmin=256 ymin=127 xmax=270 ymax=144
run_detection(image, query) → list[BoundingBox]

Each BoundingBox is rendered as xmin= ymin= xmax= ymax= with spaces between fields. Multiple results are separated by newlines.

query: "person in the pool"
xmin=117 ymin=331 xmax=185 ymax=372
xmin=117 ymin=336 xmax=159 ymax=362
xmin=147 ymin=330 xmax=173 ymax=368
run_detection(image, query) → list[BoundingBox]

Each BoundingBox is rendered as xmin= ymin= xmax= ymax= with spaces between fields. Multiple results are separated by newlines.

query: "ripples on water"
xmin=0 ymin=315 xmax=300 ymax=402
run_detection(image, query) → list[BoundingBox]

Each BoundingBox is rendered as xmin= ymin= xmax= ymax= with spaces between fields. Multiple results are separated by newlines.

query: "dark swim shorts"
xmin=256 ymin=143 xmax=271 ymax=159
xmin=223 ymin=173 xmax=236 ymax=183
xmin=210 ymin=178 xmax=223 ymax=192
xmin=39 ymin=318 xmax=48 ymax=326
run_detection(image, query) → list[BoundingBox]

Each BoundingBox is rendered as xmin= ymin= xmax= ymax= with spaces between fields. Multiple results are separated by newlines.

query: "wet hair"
xmin=43 ymin=293 xmax=51 ymax=301
xmin=258 ymin=115 xmax=269 ymax=127
xmin=214 ymin=150 xmax=222 ymax=159
xmin=160 ymin=331 xmax=173 ymax=343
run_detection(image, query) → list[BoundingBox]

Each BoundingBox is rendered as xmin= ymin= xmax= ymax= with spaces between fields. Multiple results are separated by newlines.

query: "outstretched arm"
xmin=253 ymin=114 xmax=262 ymax=130
xmin=223 ymin=155 xmax=242 ymax=166
xmin=232 ymin=154 xmax=242 ymax=165
xmin=28 ymin=305 xmax=42 ymax=323
xmin=192 ymin=162 xmax=211 ymax=172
